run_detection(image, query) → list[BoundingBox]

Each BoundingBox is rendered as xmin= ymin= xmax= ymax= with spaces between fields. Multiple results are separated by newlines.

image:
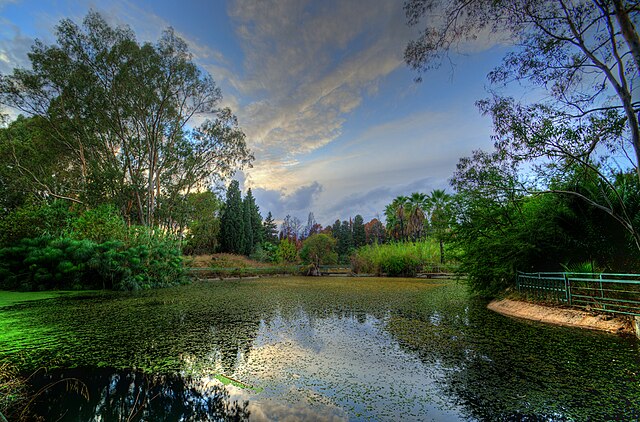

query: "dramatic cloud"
xmin=252 ymin=181 xmax=323 ymax=220
xmin=1 ymin=0 xmax=504 ymax=224
xmin=228 ymin=0 xmax=414 ymax=187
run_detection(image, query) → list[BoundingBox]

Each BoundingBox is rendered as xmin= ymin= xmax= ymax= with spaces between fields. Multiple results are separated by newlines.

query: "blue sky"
xmin=0 ymin=0 xmax=512 ymax=225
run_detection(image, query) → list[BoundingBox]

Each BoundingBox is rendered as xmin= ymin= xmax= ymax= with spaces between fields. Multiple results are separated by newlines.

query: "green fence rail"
xmin=516 ymin=272 xmax=640 ymax=317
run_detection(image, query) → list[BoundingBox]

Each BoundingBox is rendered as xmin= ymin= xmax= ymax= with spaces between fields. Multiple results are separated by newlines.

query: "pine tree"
xmin=219 ymin=180 xmax=244 ymax=254
xmin=263 ymin=211 xmax=278 ymax=244
xmin=337 ymin=220 xmax=353 ymax=263
xmin=352 ymin=214 xmax=366 ymax=248
xmin=332 ymin=219 xmax=341 ymax=239
xmin=242 ymin=195 xmax=253 ymax=255
xmin=241 ymin=188 xmax=263 ymax=255
xmin=248 ymin=189 xmax=263 ymax=246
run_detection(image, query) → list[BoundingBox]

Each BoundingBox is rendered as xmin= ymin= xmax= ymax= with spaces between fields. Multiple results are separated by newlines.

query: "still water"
xmin=1 ymin=277 xmax=639 ymax=421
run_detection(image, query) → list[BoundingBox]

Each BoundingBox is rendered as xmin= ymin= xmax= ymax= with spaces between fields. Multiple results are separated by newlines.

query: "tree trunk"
xmin=612 ymin=0 xmax=640 ymax=182
xmin=613 ymin=0 xmax=640 ymax=75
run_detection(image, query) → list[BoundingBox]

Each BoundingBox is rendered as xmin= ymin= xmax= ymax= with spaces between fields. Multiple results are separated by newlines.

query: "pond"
xmin=1 ymin=277 xmax=639 ymax=421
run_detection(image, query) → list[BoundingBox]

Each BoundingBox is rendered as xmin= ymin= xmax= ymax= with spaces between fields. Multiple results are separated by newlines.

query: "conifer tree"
xmin=241 ymin=188 xmax=263 ymax=255
xmin=220 ymin=180 xmax=244 ymax=254
xmin=263 ymin=212 xmax=278 ymax=244
xmin=242 ymin=196 xmax=253 ymax=255
xmin=337 ymin=220 xmax=354 ymax=263
xmin=352 ymin=214 xmax=366 ymax=248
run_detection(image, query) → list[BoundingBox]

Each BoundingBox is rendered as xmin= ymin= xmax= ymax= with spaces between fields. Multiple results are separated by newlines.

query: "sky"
xmin=0 ymin=0 xmax=512 ymax=225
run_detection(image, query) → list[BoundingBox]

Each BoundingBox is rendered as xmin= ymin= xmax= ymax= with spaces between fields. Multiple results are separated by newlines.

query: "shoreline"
xmin=488 ymin=298 xmax=634 ymax=336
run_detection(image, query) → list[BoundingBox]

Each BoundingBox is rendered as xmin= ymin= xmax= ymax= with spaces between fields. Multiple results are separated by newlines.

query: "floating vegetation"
xmin=0 ymin=277 xmax=638 ymax=420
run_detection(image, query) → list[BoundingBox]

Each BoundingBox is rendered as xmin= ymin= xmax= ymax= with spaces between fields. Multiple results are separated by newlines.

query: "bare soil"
xmin=488 ymin=299 xmax=633 ymax=335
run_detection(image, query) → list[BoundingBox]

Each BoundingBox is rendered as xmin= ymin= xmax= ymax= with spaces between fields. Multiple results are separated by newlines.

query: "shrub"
xmin=0 ymin=233 xmax=185 ymax=291
xmin=0 ymin=201 xmax=75 ymax=246
xmin=70 ymin=205 xmax=127 ymax=243
xmin=275 ymin=239 xmax=298 ymax=263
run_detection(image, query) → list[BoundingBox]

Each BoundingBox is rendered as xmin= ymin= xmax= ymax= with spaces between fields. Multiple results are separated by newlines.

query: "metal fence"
xmin=516 ymin=272 xmax=640 ymax=317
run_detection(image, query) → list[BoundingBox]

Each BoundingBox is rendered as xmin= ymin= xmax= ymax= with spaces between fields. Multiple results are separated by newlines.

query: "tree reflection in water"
xmin=29 ymin=368 xmax=250 ymax=422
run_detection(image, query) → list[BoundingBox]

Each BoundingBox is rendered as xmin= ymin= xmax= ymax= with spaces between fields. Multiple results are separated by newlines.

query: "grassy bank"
xmin=186 ymin=254 xmax=302 ymax=278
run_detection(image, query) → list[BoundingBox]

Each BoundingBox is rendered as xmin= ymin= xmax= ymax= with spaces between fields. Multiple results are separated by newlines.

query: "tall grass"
xmin=351 ymin=240 xmax=441 ymax=277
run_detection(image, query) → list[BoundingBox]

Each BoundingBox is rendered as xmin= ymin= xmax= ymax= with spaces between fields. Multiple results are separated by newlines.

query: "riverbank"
xmin=488 ymin=299 xmax=634 ymax=335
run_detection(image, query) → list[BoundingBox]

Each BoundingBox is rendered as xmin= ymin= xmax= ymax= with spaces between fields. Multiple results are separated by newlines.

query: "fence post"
xmin=599 ymin=273 xmax=606 ymax=311
xmin=564 ymin=272 xmax=571 ymax=305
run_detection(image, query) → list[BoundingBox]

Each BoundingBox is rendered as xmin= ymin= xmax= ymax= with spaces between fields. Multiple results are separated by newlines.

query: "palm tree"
xmin=385 ymin=195 xmax=409 ymax=241
xmin=407 ymin=192 xmax=428 ymax=241
xmin=428 ymin=189 xmax=452 ymax=264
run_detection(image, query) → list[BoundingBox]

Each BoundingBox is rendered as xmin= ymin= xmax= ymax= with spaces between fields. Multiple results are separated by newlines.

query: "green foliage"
xmin=352 ymin=215 xmax=366 ymax=248
xmin=0 ymin=201 xmax=75 ymax=246
xmin=241 ymin=189 xmax=262 ymax=256
xmin=299 ymin=234 xmax=338 ymax=268
xmin=250 ymin=242 xmax=279 ymax=263
xmin=0 ymin=227 xmax=185 ymax=291
xmin=219 ymin=181 xmax=245 ymax=254
xmin=450 ymin=161 xmax=640 ymax=296
xmin=262 ymin=212 xmax=278 ymax=245
xmin=275 ymin=239 xmax=298 ymax=264
xmin=0 ymin=12 xmax=252 ymax=226
xmin=70 ymin=205 xmax=127 ymax=243
xmin=181 ymin=191 xmax=222 ymax=255
xmin=335 ymin=220 xmax=354 ymax=263
xmin=352 ymin=240 xmax=440 ymax=277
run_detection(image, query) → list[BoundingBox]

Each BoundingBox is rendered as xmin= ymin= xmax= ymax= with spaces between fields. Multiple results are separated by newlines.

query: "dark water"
xmin=1 ymin=277 xmax=639 ymax=421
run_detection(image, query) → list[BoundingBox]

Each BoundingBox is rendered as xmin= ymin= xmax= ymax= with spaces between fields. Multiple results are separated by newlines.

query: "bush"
xmin=0 ymin=201 xmax=75 ymax=246
xmin=275 ymin=239 xmax=298 ymax=263
xmin=250 ymin=242 xmax=278 ymax=263
xmin=70 ymin=205 xmax=127 ymax=243
xmin=0 ymin=231 xmax=185 ymax=291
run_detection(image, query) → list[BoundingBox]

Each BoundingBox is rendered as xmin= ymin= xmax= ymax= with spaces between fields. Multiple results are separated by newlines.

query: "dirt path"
xmin=488 ymin=299 xmax=633 ymax=335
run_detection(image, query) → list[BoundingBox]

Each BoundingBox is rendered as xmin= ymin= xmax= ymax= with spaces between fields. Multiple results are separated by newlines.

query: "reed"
xmin=351 ymin=240 xmax=441 ymax=276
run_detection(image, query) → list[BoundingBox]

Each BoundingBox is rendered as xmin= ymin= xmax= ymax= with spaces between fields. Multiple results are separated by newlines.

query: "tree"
xmin=0 ymin=12 xmax=252 ymax=226
xmin=275 ymin=238 xmax=298 ymax=263
xmin=0 ymin=116 xmax=79 ymax=212
xmin=219 ymin=180 xmax=244 ymax=254
xmin=407 ymin=192 xmax=428 ymax=241
xmin=241 ymin=188 xmax=262 ymax=255
xmin=182 ymin=191 xmax=222 ymax=255
xmin=331 ymin=219 xmax=341 ymax=239
xmin=302 ymin=212 xmax=321 ymax=239
xmin=404 ymin=0 xmax=640 ymax=250
xmin=449 ymin=148 xmax=638 ymax=295
xmin=280 ymin=215 xmax=301 ymax=242
xmin=299 ymin=234 xmax=338 ymax=275
xmin=352 ymin=215 xmax=366 ymax=248
xmin=364 ymin=218 xmax=387 ymax=244
xmin=428 ymin=189 xmax=452 ymax=264
xmin=336 ymin=220 xmax=354 ymax=263
xmin=385 ymin=196 xmax=409 ymax=241
xmin=242 ymin=195 xmax=253 ymax=256
xmin=262 ymin=211 xmax=278 ymax=244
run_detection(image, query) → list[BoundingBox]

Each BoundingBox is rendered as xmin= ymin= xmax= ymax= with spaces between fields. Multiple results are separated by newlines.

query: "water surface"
xmin=1 ymin=277 xmax=638 ymax=420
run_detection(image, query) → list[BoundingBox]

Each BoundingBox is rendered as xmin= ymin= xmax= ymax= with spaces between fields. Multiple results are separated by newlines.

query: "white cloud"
xmin=227 ymin=0 xmax=414 ymax=186
xmin=249 ymin=106 xmax=494 ymax=222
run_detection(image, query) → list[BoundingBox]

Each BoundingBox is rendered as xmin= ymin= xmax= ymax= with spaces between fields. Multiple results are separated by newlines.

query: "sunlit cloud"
xmin=227 ymin=0 xmax=415 ymax=186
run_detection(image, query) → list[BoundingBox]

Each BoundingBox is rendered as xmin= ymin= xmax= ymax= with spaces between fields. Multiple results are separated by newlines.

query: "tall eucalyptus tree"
xmin=0 ymin=12 xmax=252 ymax=226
